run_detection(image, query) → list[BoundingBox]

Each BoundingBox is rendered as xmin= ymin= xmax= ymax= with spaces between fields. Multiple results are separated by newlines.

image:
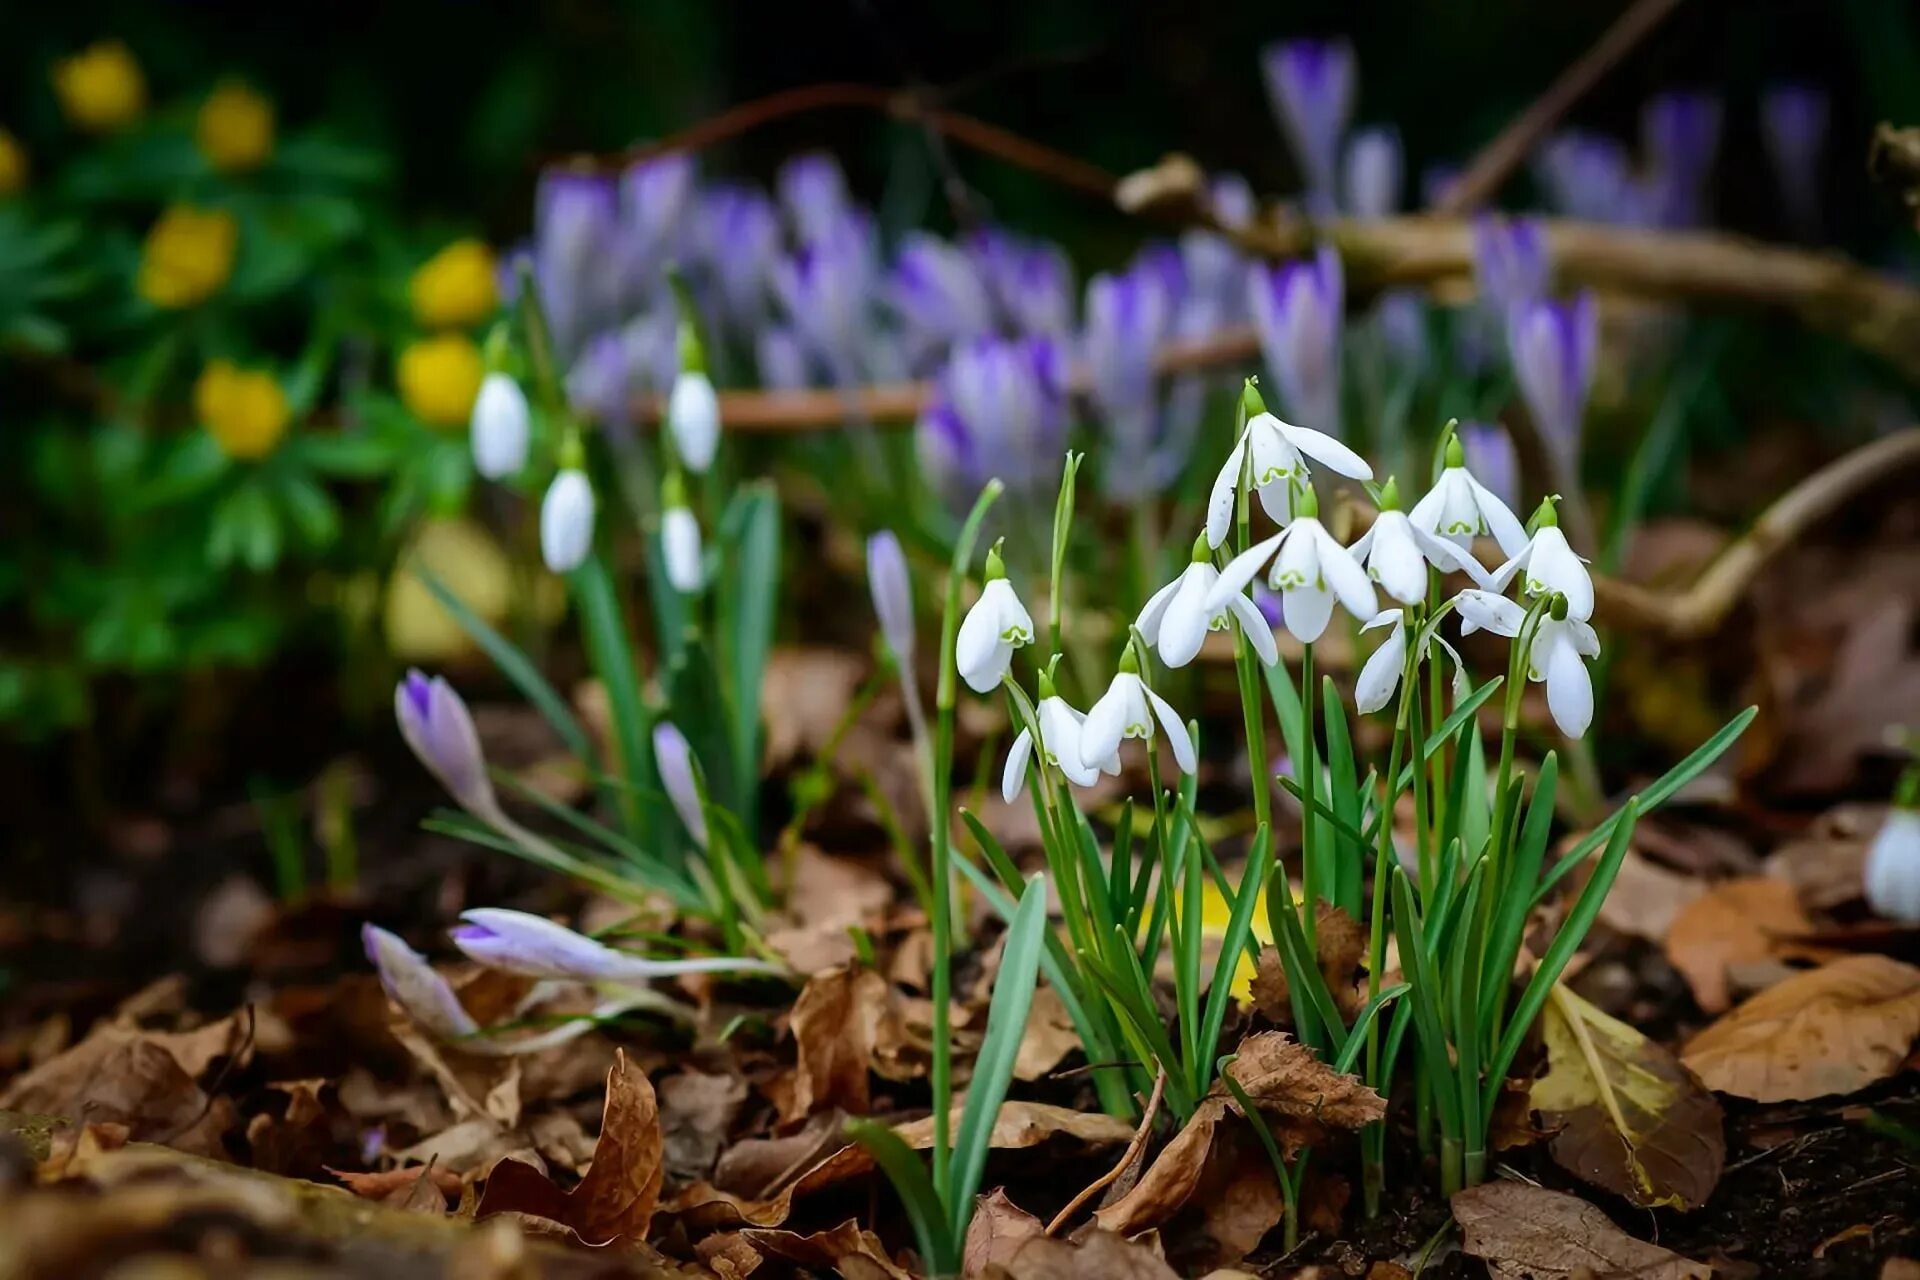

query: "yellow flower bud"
xmin=398 ymin=334 xmax=485 ymax=429
xmin=53 ymin=41 xmax=147 ymax=134
xmin=138 ymin=205 xmax=238 ymax=309
xmin=0 ymin=129 xmax=27 ymax=196
xmin=409 ymin=239 xmax=499 ymax=330
xmin=196 ymin=81 xmax=274 ymax=173
xmin=195 ymin=360 xmax=290 ymax=460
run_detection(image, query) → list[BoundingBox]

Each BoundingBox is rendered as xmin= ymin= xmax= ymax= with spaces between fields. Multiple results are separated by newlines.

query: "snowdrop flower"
xmin=1349 ymin=477 xmax=1489 ymax=605
xmin=1081 ymin=647 xmax=1196 ymax=774
xmin=363 ymin=924 xmax=481 ymax=1042
xmin=1206 ymin=385 xmax=1373 ymax=547
xmin=1453 ymin=588 xmax=1527 ymax=638
xmin=1002 ymin=671 xmax=1114 ymax=800
xmin=1209 ymin=484 xmax=1377 ymax=644
xmin=1261 ymin=38 xmax=1356 ymax=214
xmin=396 ymin=670 xmax=498 ymax=818
xmin=541 ymin=464 xmax=595 ymax=573
xmin=1355 ymin=611 xmax=1409 ymax=715
xmin=1409 ymin=434 xmax=1529 ymax=559
xmin=661 ymin=473 xmax=703 ymax=594
xmin=1864 ymin=801 xmax=1920 ymax=924
xmin=1249 ymin=246 xmax=1345 ymax=437
xmin=653 ymin=721 xmax=707 ymax=848
xmin=1342 ymin=126 xmax=1402 ymax=220
xmin=1527 ymin=610 xmax=1602 ymax=738
xmin=956 ymin=545 xmax=1035 ymax=694
xmin=866 ymin=531 xmax=915 ymax=665
xmin=470 ymin=372 xmax=530 ymax=479
xmin=667 ymin=361 xmax=720 ymax=473
xmin=1137 ymin=533 xmax=1278 ymax=668
xmin=451 ymin=908 xmax=778 ymax=982
xmin=1491 ymin=497 xmax=1594 ymax=621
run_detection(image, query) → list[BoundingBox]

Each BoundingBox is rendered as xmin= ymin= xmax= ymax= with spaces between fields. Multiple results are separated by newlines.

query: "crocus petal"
xmin=1226 ymin=594 xmax=1280 ymax=666
xmin=1001 ymin=728 xmax=1034 ymax=802
xmin=653 ymin=722 xmax=708 ymax=847
xmin=1279 ymin=421 xmax=1374 ymax=480
xmin=1544 ymin=633 xmax=1593 ymax=737
xmin=1207 ymin=532 xmax=1285 ymax=610
xmin=363 ymin=924 xmax=480 ymax=1042
xmin=1282 ymin=585 xmax=1335 ymax=643
xmin=1355 ymin=623 xmax=1406 ymax=713
xmin=1146 ymin=688 xmax=1197 ymax=774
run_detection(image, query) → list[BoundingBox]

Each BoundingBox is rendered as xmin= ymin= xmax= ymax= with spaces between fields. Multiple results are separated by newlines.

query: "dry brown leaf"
xmin=1664 ymin=877 xmax=1816 ymax=1014
xmin=474 ymin=1049 xmax=664 ymax=1246
xmin=1250 ymin=904 xmax=1369 ymax=1022
xmin=783 ymin=967 xmax=889 ymax=1123
xmin=761 ymin=647 xmax=866 ymax=767
xmin=0 ymin=1011 xmax=249 ymax=1116
xmin=742 ymin=1219 xmax=912 ymax=1280
xmin=1452 ymin=1182 xmax=1711 ymax=1279
xmin=329 ymin=1163 xmax=465 ymax=1202
xmin=659 ymin=1069 xmax=747 ymax=1183
xmin=1531 ymin=984 xmax=1724 ymax=1210
xmin=1013 ymin=986 xmax=1080 ymax=1082
xmin=1224 ymin=1031 xmax=1387 ymax=1137
xmin=989 ymin=1229 xmax=1181 ymax=1280
xmin=963 ymin=1188 xmax=1045 ymax=1277
xmin=1681 ymin=954 xmax=1920 ymax=1101
xmin=1598 ymin=849 xmax=1705 ymax=943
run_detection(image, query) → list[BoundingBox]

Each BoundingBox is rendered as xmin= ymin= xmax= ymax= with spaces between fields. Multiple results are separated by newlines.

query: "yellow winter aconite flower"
xmin=398 ymin=334 xmax=484 ymax=428
xmin=196 ymin=360 xmax=290 ymax=460
xmin=53 ymin=41 xmax=146 ymax=133
xmin=196 ymin=81 xmax=274 ymax=172
xmin=0 ymin=130 xmax=27 ymax=196
xmin=138 ymin=205 xmax=238 ymax=309
xmin=409 ymin=239 xmax=499 ymax=330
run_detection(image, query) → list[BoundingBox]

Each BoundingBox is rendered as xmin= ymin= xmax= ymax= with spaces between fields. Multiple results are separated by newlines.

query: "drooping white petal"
xmin=1080 ymin=676 xmax=1139 ymax=769
xmin=1160 ymin=569 xmax=1218 ymax=667
xmin=1568 ymin=619 xmax=1601 ymax=657
xmin=1225 ymin=594 xmax=1280 ymax=666
xmin=1245 ymin=415 xmax=1304 ymax=485
xmin=1365 ymin=512 xmax=1427 ymax=605
xmin=1205 ymin=437 xmax=1248 ymax=548
xmin=1314 ymin=526 xmax=1380 ymax=620
xmin=1278 ymin=419 xmax=1374 ymax=479
xmin=1525 ymin=526 xmax=1593 ymax=620
xmin=1454 ymin=588 xmax=1526 ymax=637
xmin=1543 ymin=631 xmax=1594 ymax=738
xmin=1135 ymin=573 xmax=1184 ymax=642
xmin=1407 ymin=483 xmax=1447 ymax=539
xmin=1040 ymin=697 xmax=1099 ymax=787
xmin=957 ymin=598 xmax=1011 ymax=693
xmin=1354 ymin=621 xmax=1407 ymax=713
xmin=1146 ymin=687 xmax=1197 ymax=774
xmin=1255 ymin=479 xmax=1298 ymax=526
xmin=1465 ymin=472 xmax=1529 ymax=557
xmin=1001 ymin=728 xmax=1034 ymax=802
xmin=1410 ymin=522 xmax=1491 ymax=587
xmin=983 ymin=578 xmax=1036 ymax=644
xmin=1207 ymin=531 xmax=1285 ymax=609
xmin=1282 ymin=585 xmax=1335 ymax=642
xmin=1488 ymin=545 xmax=1530 ymax=594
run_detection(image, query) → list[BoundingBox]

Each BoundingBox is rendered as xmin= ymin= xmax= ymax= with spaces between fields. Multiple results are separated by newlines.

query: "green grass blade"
xmin=1198 ymin=826 xmax=1271 ymax=1092
xmin=845 ymin=1119 xmax=956 ymax=1276
xmin=571 ymin=555 xmax=658 ymax=843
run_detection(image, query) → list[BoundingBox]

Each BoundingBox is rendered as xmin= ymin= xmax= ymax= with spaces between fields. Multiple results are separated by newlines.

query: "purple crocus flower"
xmin=966 ymin=227 xmax=1075 ymax=337
xmin=1343 ymin=125 xmax=1403 ymax=219
xmin=773 ymin=208 xmax=879 ymax=381
xmin=395 ymin=671 xmax=495 ymax=817
xmin=1507 ymin=293 xmax=1597 ymax=477
xmin=616 ymin=153 xmax=695 ymax=305
xmin=1471 ymin=213 xmax=1550 ymax=315
xmin=697 ymin=182 xmax=781 ymax=334
xmin=1457 ymin=420 xmax=1520 ymax=509
xmin=1084 ymin=254 xmax=1179 ymax=500
xmin=887 ymin=232 xmax=996 ymax=369
xmin=1261 ymin=38 xmax=1357 ymax=215
xmin=363 ymin=924 xmax=481 ymax=1042
xmin=451 ymin=909 xmax=778 ymax=983
xmin=1248 ymin=244 xmax=1345 ymax=436
xmin=777 ymin=151 xmax=852 ymax=244
xmin=756 ymin=325 xmax=813 ymax=391
xmin=566 ymin=330 xmax=632 ymax=425
xmin=866 ymin=531 xmax=915 ymax=664
xmin=1537 ymin=130 xmax=1653 ymax=226
xmin=652 ymin=721 xmax=706 ymax=849
xmin=1642 ymin=90 xmax=1722 ymax=227
xmin=916 ymin=335 xmax=1067 ymax=498
xmin=1761 ymin=84 xmax=1828 ymax=236
xmin=534 ymin=169 xmax=620 ymax=358
xmin=1369 ymin=289 xmax=1429 ymax=379
xmin=1181 ymin=173 xmax=1256 ymax=327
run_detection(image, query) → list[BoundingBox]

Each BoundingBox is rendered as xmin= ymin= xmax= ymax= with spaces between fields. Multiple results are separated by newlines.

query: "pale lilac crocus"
xmin=1261 ymin=38 xmax=1356 ymax=214
xmin=615 ymin=153 xmax=695 ymax=306
xmin=1537 ymin=131 xmax=1653 ymax=226
xmin=534 ymin=170 xmax=620 ymax=358
xmin=773 ymin=209 xmax=879 ymax=381
xmin=451 ymin=909 xmax=779 ymax=982
xmin=1641 ymin=90 xmax=1721 ymax=228
xmin=967 ymin=227 xmax=1075 ymax=337
xmin=888 ymin=232 xmax=996 ymax=369
xmin=653 ymin=721 xmax=707 ymax=848
xmin=1507 ymin=292 xmax=1597 ymax=479
xmin=867 ymin=531 xmax=915 ymax=664
xmin=1181 ymin=172 xmax=1255 ymax=327
xmin=698 ymin=183 xmax=781 ymax=334
xmin=916 ymin=335 xmax=1067 ymax=499
xmin=1084 ymin=254 xmax=1179 ymax=501
xmin=1342 ymin=126 xmax=1403 ymax=220
xmin=1761 ymin=84 xmax=1828 ymax=237
xmin=1457 ymin=421 xmax=1520 ymax=510
xmin=1249 ymin=245 xmax=1345 ymax=437
xmin=566 ymin=330 xmax=631 ymax=426
xmin=1471 ymin=214 xmax=1549 ymax=316
xmin=777 ymin=151 xmax=852 ymax=244
xmin=756 ymin=325 xmax=812 ymax=391
xmin=363 ymin=924 xmax=481 ymax=1042
xmin=396 ymin=670 xmax=496 ymax=817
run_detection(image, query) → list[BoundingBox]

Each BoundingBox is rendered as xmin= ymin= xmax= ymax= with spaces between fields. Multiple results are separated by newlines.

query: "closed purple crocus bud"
xmin=363 ymin=924 xmax=481 ymax=1042
xmin=1642 ymin=90 xmax=1721 ymax=227
xmin=451 ymin=908 xmax=778 ymax=983
xmin=395 ymin=670 xmax=497 ymax=817
xmin=966 ymin=227 xmax=1075 ymax=337
xmin=1343 ymin=125 xmax=1403 ymax=219
xmin=777 ymin=151 xmax=852 ymax=244
xmin=888 ymin=232 xmax=996 ymax=368
xmin=652 ymin=721 xmax=707 ymax=848
xmin=1248 ymin=244 xmax=1345 ymax=436
xmin=773 ymin=209 xmax=879 ymax=381
xmin=1471 ymin=213 xmax=1550 ymax=316
xmin=1507 ymin=293 xmax=1597 ymax=477
xmin=1261 ymin=38 xmax=1356 ymax=215
xmin=1457 ymin=420 xmax=1520 ymax=509
xmin=1537 ymin=130 xmax=1652 ymax=226
xmin=534 ymin=170 xmax=620 ymax=358
xmin=1761 ymin=84 xmax=1828 ymax=237
xmin=616 ymin=153 xmax=695 ymax=304
xmin=697 ymin=183 xmax=781 ymax=334
xmin=1084 ymin=256 xmax=1177 ymax=497
xmin=866 ymin=531 xmax=915 ymax=664
xmin=916 ymin=335 xmax=1067 ymax=497
xmin=1182 ymin=173 xmax=1255 ymax=326
xmin=756 ymin=325 xmax=812 ymax=391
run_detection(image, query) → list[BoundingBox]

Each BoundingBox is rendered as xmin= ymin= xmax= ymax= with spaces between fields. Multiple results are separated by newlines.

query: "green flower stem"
xmin=1362 ymin=617 xmax=1417 ymax=1218
xmin=1298 ymin=641 xmax=1320 ymax=954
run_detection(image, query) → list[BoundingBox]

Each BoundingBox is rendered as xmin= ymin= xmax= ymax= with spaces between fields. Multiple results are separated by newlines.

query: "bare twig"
xmin=1433 ymin=0 xmax=1689 ymax=214
xmin=1044 ymin=1069 xmax=1166 ymax=1236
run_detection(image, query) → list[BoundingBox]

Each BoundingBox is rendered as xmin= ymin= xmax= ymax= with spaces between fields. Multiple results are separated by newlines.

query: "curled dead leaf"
xmin=1250 ymin=904 xmax=1369 ymax=1023
xmin=963 ymin=1188 xmax=1045 ymax=1277
xmin=1663 ymin=877 xmax=1817 ymax=1014
xmin=783 ymin=967 xmax=889 ymax=1124
xmin=742 ymin=1219 xmax=912 ymax=1280
xmin=1681 ymin=954 xmax=1920 ymax=1101
xmin=1452 ymin=1181 xmax=1711 ymax=1279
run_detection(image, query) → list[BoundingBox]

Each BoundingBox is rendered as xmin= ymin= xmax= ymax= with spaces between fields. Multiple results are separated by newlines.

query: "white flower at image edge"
xmin=1528 ymin=616 xmax=1601 ymax=738
xmin=1209 ymin=507 xmax=1377 ymax=644
xmin=957 ymin=574 xmax=1035 ymax=693
xmin=470 ymin=372 xmax=531 ymax=479
xmin=1081 ymin=666 xmax=1196 ymax=774
xmin=540 ymin=468 xmax=595 ymax=573
xmin=663 ymin=505 xmax=703 ymax=592
xmin=1137 ymin=554 xmax=1278 ymax=668
xmin=1205 ymin=411 xmax=1374 ymax=547
xmin=668 ymin=370 xmax=721 ymax=473
xmin=1003 ymin=691 xmax=1116 ymax=801
xmin=1864 ymin=808 xmax=1920 ymax=924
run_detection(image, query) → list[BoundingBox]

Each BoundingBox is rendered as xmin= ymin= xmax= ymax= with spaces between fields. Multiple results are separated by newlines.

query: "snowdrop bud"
xmin=541 ymin=464 xmax=595 ymax=573
xmin=395 ymin=669 xmax=496 ymax=815
xmin=668 ymin=369 xmax=720 ymax=473
xmin=653 ymin=721 xmax=708 ymax=848
xmin=957 ymin=545 xmax=1036 ymax=694
xmin=1864 ymin=804 xmax=1920 ymax=924
xmin=363 ymin=924 xmax=480 ymax=1041
xmin=866 ymin=531 xmax=915 ymax=663
xmin=470 ymin=372 xmax=531 ymax=479
xmin=661 ymin=474 xmax=702 ymax=594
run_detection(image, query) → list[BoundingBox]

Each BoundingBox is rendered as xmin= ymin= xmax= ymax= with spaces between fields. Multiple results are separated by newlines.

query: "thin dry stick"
xmin=1432 ymin=0 xmax=1689 ymax=214
xmin=1044 ymin=1068 xmax=1167 ymax=1236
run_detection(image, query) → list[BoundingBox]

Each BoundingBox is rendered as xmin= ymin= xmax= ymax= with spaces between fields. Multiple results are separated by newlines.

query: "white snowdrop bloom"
xmin=956 ymin=547 xmax=1035 ymax=694
xmin=1526 ymin=614 xmax=1602 ymax=738
xmin=1207 ymin=486 xmax=1377 ymax=644
xmin=1490 ymin=498 xmax=1594 ymax=621
xmin=1137 ymin=534 xmax=1278 ymax=668
xmin=1349 ymin=478 xmax=1491 ymax=605
xmin=470 ymin=372 xmax=531 ymax=479
xmin=1453 ymin=588 xmax=1527 ymax=638
xmin=1002 ymin=678 xmax=1113 ymax=801
xmin=662 ymin=504 xmax=703 ymax=593
xmin=1409 ymin=435 xmax=1529 ymax=559
xmin=1354 ymin=611 xmax=1408 ymax=714
xmin=667 ymin=370 xmax=721 ymax=473
xmin=1205 ymin=397 xmax=1374 ymax=547
xmin=1864 ymin=806 xmax=1920 ymax=924
xmin=540 ymin=467 xmax=595 ymax=573
xmin=1080 ymin=650 xmax=1197 ymax=774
